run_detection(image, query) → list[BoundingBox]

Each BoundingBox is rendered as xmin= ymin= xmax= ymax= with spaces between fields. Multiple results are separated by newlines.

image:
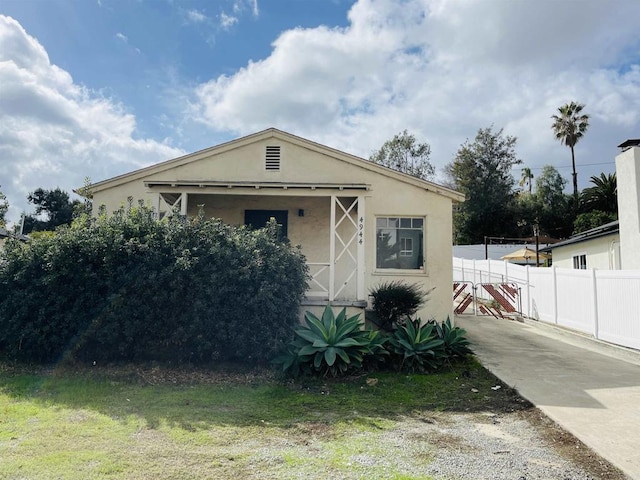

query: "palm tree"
xmin=519 ymin=167 xmax=534 ymax=193
xmin=551 ymin=101 xmax=590 ymax=198
xmin=580 ymin=172 xmax=617 ymax=214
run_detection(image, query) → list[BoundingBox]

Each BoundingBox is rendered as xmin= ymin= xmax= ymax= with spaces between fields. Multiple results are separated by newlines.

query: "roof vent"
xmin=265 ymin=146 xmax=281 ymax=171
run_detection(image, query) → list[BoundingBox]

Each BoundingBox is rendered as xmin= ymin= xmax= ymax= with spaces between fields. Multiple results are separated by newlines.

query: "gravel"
xmin=377 ymin=410 xmax=625 ymax=480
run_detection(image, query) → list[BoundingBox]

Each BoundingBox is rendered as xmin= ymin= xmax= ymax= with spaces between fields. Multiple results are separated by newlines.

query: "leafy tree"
xmin=534 ymin=165 xmax=574 ymax=238
xmin=0 ymin=185 xmax=7 ymax=227
xmin=519 ymin=167 xmax=534 ymax=194
xmin=445 ymin=126 xmax=522 ymax=244
xmin=370 ymin=130 xmax=434 ymax=180
xmin=572 ymin=172 xmax=617 ymax=234
xmin=573 ymin=210 xmax=617 ymax=234
xmin=74 ymin=176 xmax=94 ymax=218
xmin=580 ymin=172 xmax=617 ymax=214
xmin=551 ymin=101 xmax=590 ymax=199
xmin=23 ymin=187 xmax=81 ymax=234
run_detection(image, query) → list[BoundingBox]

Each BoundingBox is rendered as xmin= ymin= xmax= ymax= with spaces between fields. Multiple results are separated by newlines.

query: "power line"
xmin=519 ymin=162 xmax=615 ymax=171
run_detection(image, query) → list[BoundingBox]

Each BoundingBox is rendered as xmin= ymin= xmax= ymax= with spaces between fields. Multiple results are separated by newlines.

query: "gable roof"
xmin=539 ymin=221 xmax=619 ymax=252
xmin=87 ymin=128 xmax=464 ymax=202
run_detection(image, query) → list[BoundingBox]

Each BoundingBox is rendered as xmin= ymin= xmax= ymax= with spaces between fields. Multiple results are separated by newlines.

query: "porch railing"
xmin=307 ymin=262 xmax=330 ymax=298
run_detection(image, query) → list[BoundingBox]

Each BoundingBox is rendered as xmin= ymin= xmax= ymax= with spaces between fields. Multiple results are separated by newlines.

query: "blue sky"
xmin=1 ymin=0 xmax=640 ymax=224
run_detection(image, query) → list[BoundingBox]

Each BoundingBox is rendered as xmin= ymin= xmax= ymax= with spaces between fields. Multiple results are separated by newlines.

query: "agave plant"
xmin=274 ymin=305 xmax=376 ymax=377
xmin=430 ymin=317 xmax=473 ymax=360
xmin=387 ymin=318 xmax=445 ymax=372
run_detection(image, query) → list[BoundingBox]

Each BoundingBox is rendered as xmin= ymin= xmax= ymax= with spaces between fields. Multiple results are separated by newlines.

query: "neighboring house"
xmin=616 ymin=139 xmax=640 ymax=269
xmin=539 ymin=221 xmax=620 ymax=270
xmin=540 ymin=139 xmax=640 ymax=271
xmin=88 ymin=128 xmax=464 ymax=321
xmin=0 ymin=227 xmax=28 ymax=250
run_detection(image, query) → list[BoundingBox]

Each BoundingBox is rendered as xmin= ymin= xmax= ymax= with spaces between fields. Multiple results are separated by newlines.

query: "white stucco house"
xmin=88 ymin=128 xmax=464 ymax=321
xmin=539 ymin=221 xmax=620 ymax=270
xmin=615 ymin=139 xmax=640 ymax=269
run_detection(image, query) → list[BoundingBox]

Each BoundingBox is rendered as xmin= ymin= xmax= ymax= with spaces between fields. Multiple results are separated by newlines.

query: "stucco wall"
xmin=616 ymin=146 xmax=640 ymax=269
xmin=550 ymin=234 xmax=621 ymax=270
xmin=91 ymin=133 xmax=457 ymax=322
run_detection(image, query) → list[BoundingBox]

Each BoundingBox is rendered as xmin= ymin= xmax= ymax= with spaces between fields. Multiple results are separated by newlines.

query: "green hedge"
xmin=0 ymin=205 xmax=308 ymax=364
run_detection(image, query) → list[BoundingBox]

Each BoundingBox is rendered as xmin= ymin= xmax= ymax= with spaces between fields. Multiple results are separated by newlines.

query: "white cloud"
xmin=185 ymin=9 xmax=208 ymax=24
xmin=115 ymin=32 xmax=127 ymax=43
xmin=194 ymin=0 xmax=640 ymax=188
xmin=249 ymin=0 xmax=259 ymax=17
xmin=0 ymin=15 xmax=183 ymax=224
xmin=220 ymin=12 xmax=238 ymax=30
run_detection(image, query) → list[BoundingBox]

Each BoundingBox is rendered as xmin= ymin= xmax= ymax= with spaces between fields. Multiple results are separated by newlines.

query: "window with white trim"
xmin=572 ymin=254 xmax=587 ymax=269
xmin=376 ymin=217 xmax=424 ymax=270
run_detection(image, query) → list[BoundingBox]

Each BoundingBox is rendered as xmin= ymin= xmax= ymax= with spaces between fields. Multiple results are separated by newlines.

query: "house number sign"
xmin=358 ymin=217 xmax=364 ymax=245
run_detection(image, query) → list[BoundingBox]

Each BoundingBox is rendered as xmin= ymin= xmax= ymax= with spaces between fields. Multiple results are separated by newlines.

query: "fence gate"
xmin=477 ymin=283 xmax=520 ymax=318
xmin=453 ymin=282 xmax=521 ymax=317
xmin=453 ymin=282 xmax=475 ymax=315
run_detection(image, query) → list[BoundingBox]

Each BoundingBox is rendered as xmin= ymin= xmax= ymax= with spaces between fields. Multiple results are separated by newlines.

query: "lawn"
xmin=0 ymin=360 xmax=582 ymax=479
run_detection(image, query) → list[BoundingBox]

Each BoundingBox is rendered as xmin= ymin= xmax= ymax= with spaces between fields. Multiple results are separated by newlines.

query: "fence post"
xmin=488 ymin=259 xmax=491 ymax=283
xmin=552 ymin=265 xmax=558 ymax=324
xmin=461 ymin=258 xmax=465 ymax=282
xmin=504 ymin=259 xmax=509 ymax=283
xmin=473 ymin=259 xmax=477 ymax=285
xmin=591 ymin=268 xmax=599 ymax=339
xmin=526 ymin=265 xmax=531 ymax=318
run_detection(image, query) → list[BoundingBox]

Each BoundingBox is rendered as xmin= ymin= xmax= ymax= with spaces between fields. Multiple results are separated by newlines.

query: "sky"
xmin=1 ymin=0 xmax=640 ymax=225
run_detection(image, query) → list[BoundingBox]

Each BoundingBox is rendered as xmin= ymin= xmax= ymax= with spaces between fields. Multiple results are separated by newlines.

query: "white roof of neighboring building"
xmin=539 ymin=221 xmax=619 ymax=252
xmin=453 ymin=244 xmax=544 ymax=260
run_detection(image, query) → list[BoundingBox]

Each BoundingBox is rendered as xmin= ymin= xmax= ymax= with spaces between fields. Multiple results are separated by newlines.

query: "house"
xmin=616 ymin=139 xmax=640 ymax=269
xmin=539 ymin=221 xmax=620 ymax=270
xmin=540 ymin=139 xmax=640 ymax=271
xmin=88 ymin=128 xmax=464 ymax=321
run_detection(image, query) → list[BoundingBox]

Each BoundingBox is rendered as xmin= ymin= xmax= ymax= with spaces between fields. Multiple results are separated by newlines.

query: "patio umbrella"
xmin=501 ymin=247 xmax=550 ymax=263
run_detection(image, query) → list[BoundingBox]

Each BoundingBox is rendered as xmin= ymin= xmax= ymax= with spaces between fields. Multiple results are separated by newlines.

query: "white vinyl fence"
xmin=453 ymin=257 xmax=640 ymax=351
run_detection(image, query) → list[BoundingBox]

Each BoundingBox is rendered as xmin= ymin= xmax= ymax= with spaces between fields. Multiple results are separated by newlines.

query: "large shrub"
xmin=368 ymin=281 xmax=429 ymax=331
xmin=0 ymin=205 xmax=308 ymax=364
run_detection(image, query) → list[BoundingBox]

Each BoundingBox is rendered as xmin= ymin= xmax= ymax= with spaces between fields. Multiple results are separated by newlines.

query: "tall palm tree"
xmin=580 ymin=172 xmax=617 ymax=214
xmin=519 ymin=167 xmax=534 ymax=193
xmin=551 ymin=101 xmax=590 ymax=198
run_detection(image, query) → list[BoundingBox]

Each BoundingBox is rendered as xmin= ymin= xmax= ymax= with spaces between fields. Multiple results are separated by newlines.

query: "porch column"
xmin=329 ymin=195 xmax=336 ymax=301
xmin=180 ymin=192 xmax=188 ymax=216
xmin=357 ymin=195 xmax=365 ymax=301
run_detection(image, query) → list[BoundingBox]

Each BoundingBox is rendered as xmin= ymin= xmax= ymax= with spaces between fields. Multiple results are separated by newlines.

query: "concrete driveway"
xmin=455 ymin=314 xmax=640 ymax=480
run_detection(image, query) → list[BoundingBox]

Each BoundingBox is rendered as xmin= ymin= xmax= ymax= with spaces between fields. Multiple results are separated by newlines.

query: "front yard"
xmin=0 ymin=361 xmax=624 ymax=479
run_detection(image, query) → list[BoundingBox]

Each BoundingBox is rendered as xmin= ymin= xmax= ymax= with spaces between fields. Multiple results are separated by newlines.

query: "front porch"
xmin=147 ymin=182 xmax=369 ymax=304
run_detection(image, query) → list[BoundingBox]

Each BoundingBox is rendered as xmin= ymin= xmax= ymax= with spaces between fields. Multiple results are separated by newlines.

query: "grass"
xmin=0 ymin=360 xmax=529 ymax=479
